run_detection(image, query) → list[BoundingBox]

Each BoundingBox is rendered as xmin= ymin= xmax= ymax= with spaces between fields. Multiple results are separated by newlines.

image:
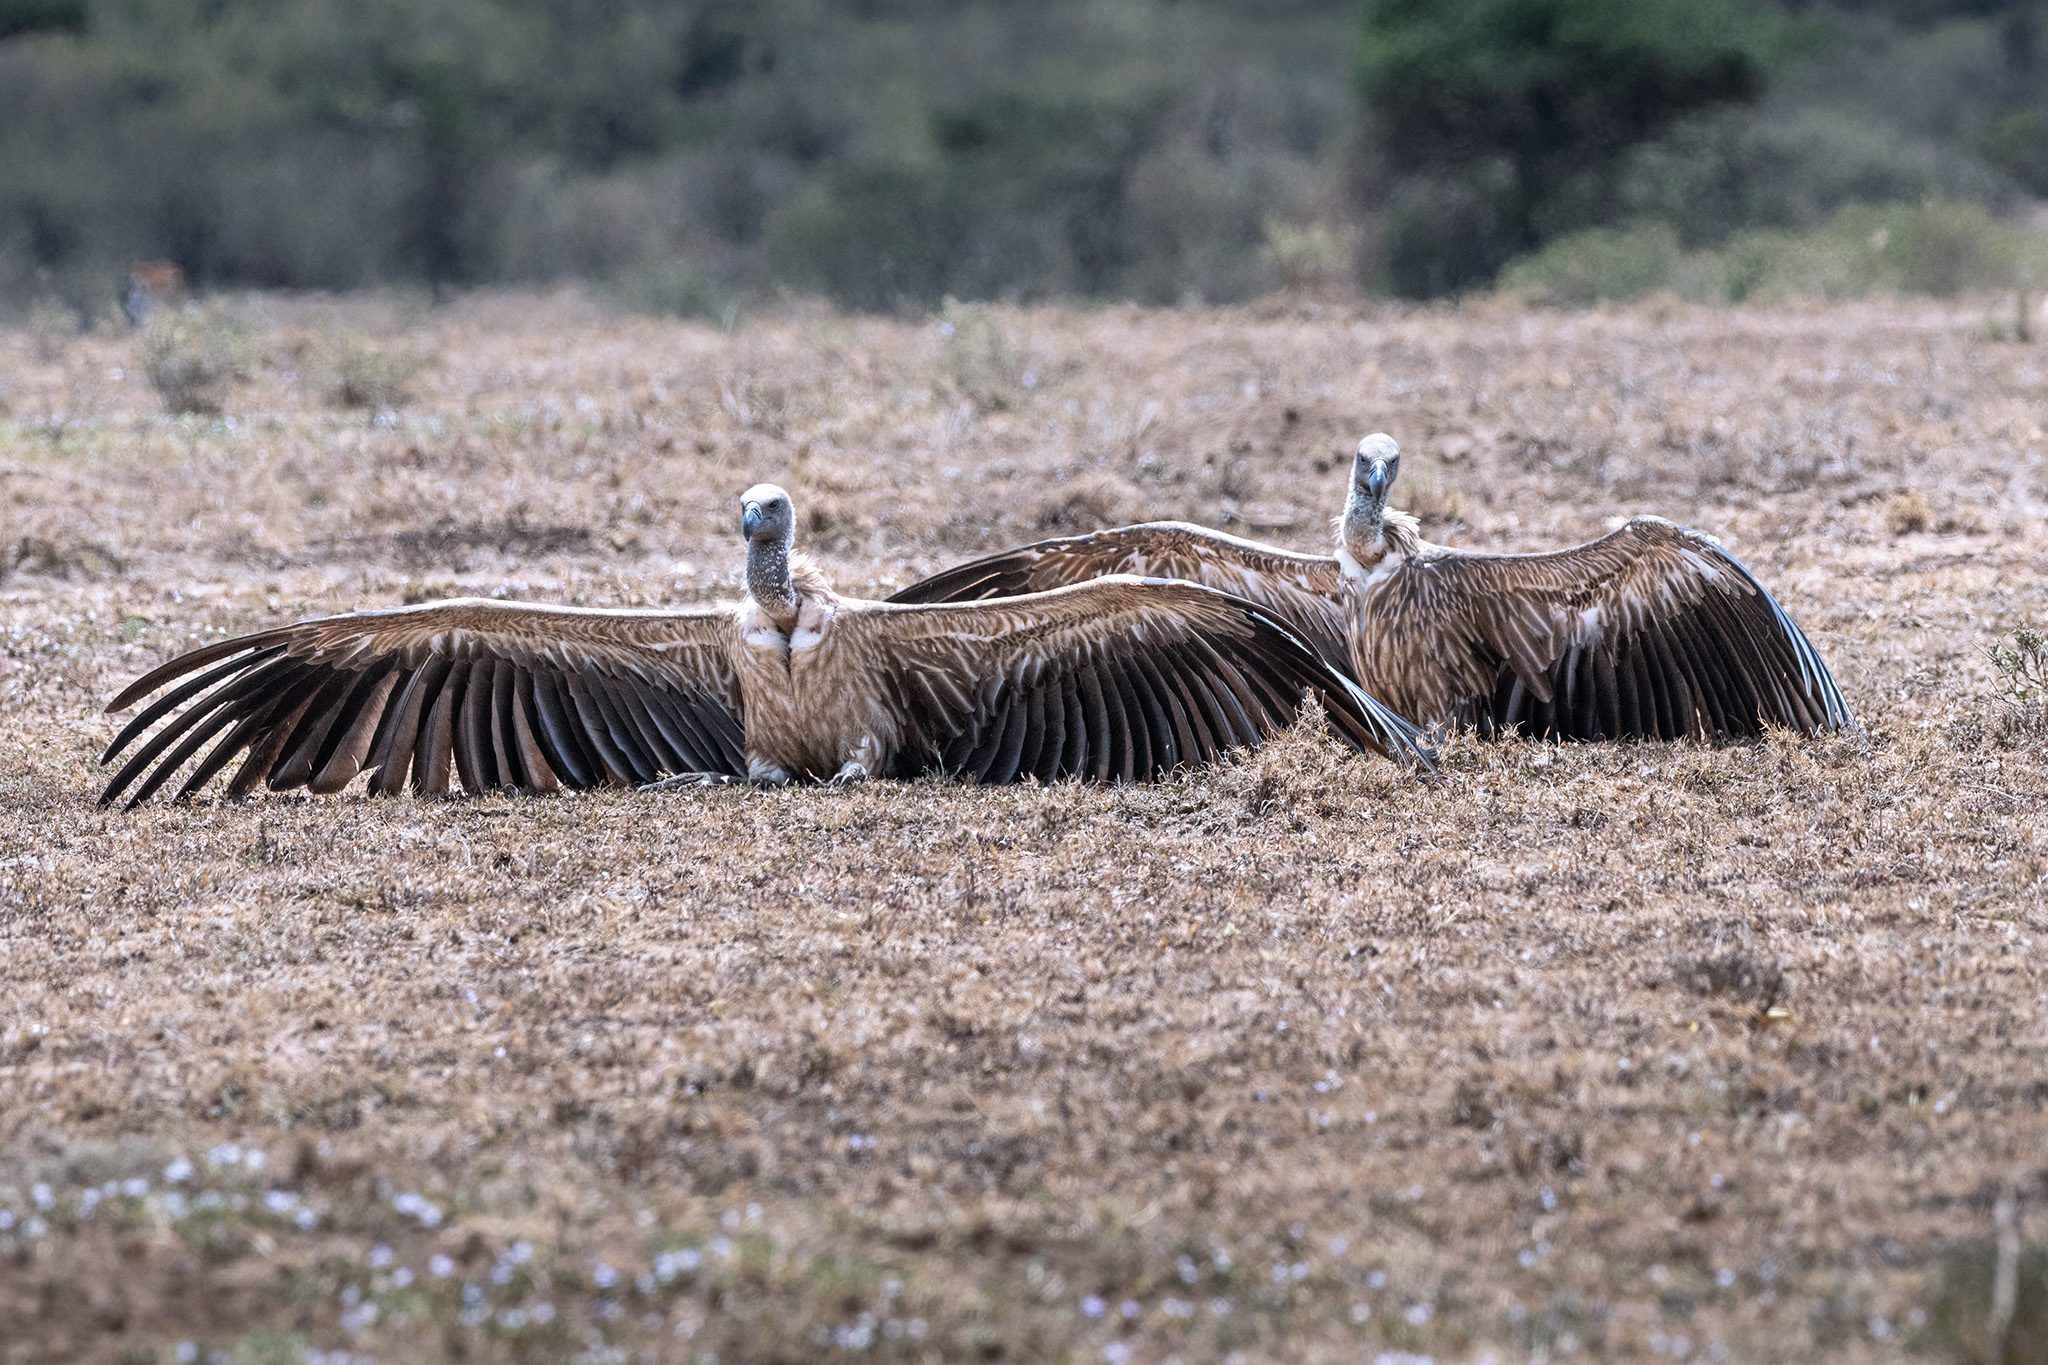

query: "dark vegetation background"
xmin=1 ymin=0 xmax=2045 ymax=316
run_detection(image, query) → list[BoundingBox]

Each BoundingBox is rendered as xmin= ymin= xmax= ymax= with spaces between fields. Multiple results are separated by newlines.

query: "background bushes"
xmin=1502 ymin=201 xmax=2048 ymax=306
xmin=0 ymin=0 xmax=2044 ymax=314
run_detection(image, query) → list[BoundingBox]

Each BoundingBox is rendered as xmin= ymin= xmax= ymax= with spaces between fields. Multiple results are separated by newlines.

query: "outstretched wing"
xmin=100 ymin=598 xmax=746 ymax=807
xmin=889 ymin=523 xmax=1353 ymax=672
xmin=848 ymin=576 xmax=1433 ymax=782
xmin=1368 ymin=518 xmax=1851 ymax=740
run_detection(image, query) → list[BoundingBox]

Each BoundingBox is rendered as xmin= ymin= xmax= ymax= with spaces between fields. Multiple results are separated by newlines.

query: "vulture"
xmin=98 ymin=484 xmax=1435 ymax=808
xmin=891 ymin=435 xmax=1852 ymax=742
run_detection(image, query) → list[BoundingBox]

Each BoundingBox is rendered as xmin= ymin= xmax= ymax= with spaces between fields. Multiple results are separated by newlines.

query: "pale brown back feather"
xmin=889 ymin=523 xmax=1353 ymax=671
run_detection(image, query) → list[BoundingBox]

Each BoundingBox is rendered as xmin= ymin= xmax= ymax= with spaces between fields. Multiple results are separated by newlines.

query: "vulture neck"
xmin=747 ymin=533 xmax=802 ymax=631
xmin=1340 ymin=492 xmax=1421 ymax=569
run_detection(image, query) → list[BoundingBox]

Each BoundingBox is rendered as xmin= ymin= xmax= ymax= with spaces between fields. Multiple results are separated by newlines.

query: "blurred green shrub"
xmin=766 ymin=161 xmax=968 ymax=313
xmin=1978 ymin=110 xmax=2048 ymax=196
xmin=937 ymin=299 xmax=1032 ymax=414
xmin=1357 ymin=0 xmax=1786 ymax=296
xmin=320 ymin=334 xmax=420 ymax=411
xmin=1501 ymin=201 xmax=2048 ymax=305
xmin=25 ymin=296 xmax=80 ymax=362
xmin=138 ymin=306 xmax=252 ymax=415
xmin=1260 ymin=219 xmax=1353 ymax=295
xmin=1124 ymin=147 xmax=1309 ymax=305
xmin=1375 ymin=164 xmax=1524 ymax=301
xmin=607 ymin=260 xmax=741 ymax=328
xmin=1499 ymin=222 xmax=1689 ymax=304
xmin=0 ymin=0 xmax=85 ymax=38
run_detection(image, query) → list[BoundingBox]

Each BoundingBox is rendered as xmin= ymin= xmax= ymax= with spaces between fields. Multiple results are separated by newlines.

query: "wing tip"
xmin=104 ymin=676 xmax=163 ymax=715
xmin=1378 ymin=704 xmax=1440 ymax=772
xmin=1222 ymin=594 xmax=1436 ymax=772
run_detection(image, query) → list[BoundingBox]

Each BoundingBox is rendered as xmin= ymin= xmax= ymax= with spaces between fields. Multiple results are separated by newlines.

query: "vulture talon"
xmin=892 ymin=433 xmax=1851 ymax=744
xmin=99 ymin=484 xmax=1428 ymax=805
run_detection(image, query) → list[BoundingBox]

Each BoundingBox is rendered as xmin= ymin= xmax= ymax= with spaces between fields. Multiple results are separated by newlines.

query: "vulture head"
xmin=1341 ymin=433 xmax=1406 ymax=557
xmin=740 ymin=483 xmax=795 ymax=545
xmin=740 ymin=482 xmax=800 ymax=621
xmin=1353 ymin=433 xmax=1400 ymax=504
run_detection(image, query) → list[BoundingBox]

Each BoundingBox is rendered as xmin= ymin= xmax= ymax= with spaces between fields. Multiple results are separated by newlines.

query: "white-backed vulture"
xmin=98 ymin=484 xmax=1435 ymax=807
xmin=891 ymin=436 xmax=1852 ymax=742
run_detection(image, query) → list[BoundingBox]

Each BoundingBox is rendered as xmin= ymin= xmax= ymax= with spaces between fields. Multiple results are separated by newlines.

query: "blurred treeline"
xmin=1 ymin=0 xmax=2044 ymax=316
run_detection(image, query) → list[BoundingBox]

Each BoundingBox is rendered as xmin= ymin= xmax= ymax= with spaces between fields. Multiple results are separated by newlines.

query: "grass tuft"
xmin=938 ymin=300 xmax=1036 ymax=414
xmin=320 ymin=334 xmax=422 ymax=412
xmin=1987 ymin=625 xmax=2048 ymax=744
xmin=137 ymin=306 xmax=254 ymax=415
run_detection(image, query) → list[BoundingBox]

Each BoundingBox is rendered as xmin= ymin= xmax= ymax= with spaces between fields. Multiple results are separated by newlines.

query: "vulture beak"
xmin=1363 ymin=459 xmax=1393 ymax=500
xmin=741 ymin=499 xmax=765 ymax=540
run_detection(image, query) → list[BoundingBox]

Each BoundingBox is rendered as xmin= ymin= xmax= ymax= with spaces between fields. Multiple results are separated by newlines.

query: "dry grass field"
xmin=2 ymin=293 xmax=2045 ymax=1364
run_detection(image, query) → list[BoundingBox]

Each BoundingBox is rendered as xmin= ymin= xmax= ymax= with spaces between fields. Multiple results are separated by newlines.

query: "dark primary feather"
xmin=864 ymin=577 xmax=1435 ymax=782
xmin=100 ymin=601 xmax=746 ymax=808
xmin=1415 ymin=526 xmax=1853 ymax=742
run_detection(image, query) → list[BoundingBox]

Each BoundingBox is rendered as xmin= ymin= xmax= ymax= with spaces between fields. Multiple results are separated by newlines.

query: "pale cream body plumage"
xmin=729 ymin=557 xmax=882 ymax=782
xmin=98 ymin=484 xmax=1435 ymax=807
xmin=893 ymin=436 xmax=1852 ymax=741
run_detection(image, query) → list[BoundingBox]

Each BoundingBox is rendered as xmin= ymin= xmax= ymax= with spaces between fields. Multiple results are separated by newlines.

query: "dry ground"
xmin=1 ymin=293 xmax=2045 ymax=1364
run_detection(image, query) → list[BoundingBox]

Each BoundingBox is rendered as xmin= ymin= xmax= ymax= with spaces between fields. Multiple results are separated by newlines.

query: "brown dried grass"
xmin=1 ymin=294 xmax=2045 ymax=1363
